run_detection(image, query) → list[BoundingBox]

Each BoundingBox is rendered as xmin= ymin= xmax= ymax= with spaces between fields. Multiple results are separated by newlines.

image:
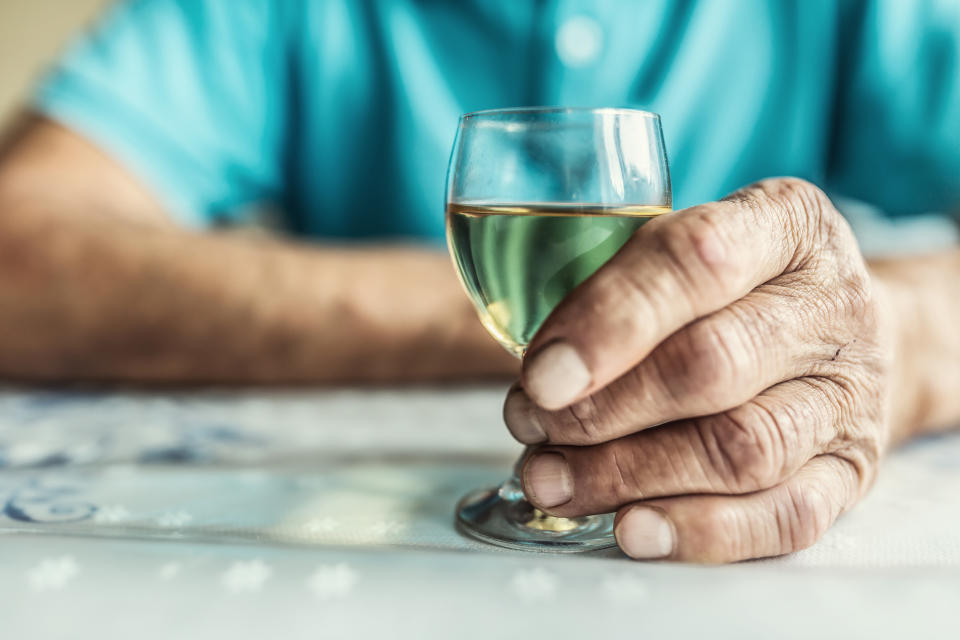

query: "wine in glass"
xmin=445 ymin=107 xmax=672 ymax=552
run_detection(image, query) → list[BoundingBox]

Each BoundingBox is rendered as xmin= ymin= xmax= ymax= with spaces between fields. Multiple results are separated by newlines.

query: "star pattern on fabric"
xmin=816 ymin=532 xmax=858 ymax=552
xmin=304 ymin=516 xmax=340 ymax=535
xmin=157 ymin=510 xmax=193 ymax=528
xmin=221 ymin=559 xmax=272 ymax=593
xmin=602 ymin=572 xmax=649 ymax=603
xmin=368 ymin=520 xmax=406 ymax=537
xmin=158 ymin=562 xmax=182 ymax=581
xmin=510 ymin=568 xmax=557 ymax=601
xmin=306 ymin=563 xmax=358 ymax=600
xmin=27 ymin=556 xmax=79 ymax=591
xmin=93 ymin=504 xmax=131 ymax=524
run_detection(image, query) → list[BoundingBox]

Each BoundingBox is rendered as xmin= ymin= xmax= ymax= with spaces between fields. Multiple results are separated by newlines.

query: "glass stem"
xmin=497 ymin=455 xmax=528 ymax=502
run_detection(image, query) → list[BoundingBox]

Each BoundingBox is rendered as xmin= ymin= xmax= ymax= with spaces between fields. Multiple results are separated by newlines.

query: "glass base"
xmin=455 ymin=480 xmax=616 ymax=553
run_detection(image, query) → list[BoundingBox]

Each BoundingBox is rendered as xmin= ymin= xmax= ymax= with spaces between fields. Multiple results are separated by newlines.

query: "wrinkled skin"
xmin=503 ymin=178 xmax=896 ymax=563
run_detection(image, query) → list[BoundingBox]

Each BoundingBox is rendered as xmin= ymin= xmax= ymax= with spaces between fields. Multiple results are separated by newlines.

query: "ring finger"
xmin=520 ymin=377 xmax=849 ymax=517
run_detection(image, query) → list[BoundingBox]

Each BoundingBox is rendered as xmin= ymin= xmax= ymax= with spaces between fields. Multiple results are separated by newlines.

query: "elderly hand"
xmin=504 ymin=178 xmax=898 ymax=563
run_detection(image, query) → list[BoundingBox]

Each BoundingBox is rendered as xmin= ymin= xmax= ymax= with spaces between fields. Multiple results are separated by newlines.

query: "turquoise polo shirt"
xmin=33 ymin=0 xmax=960 ymax=246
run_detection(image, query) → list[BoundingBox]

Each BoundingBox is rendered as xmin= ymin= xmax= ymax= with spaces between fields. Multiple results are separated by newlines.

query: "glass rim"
xmin=460 ymin=106 xmax=661 ymax=121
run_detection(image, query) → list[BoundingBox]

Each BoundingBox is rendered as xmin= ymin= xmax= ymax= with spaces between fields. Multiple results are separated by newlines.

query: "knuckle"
xmin=596 ymin=262 xmax=642 ymax=304
xmin=778 ymin=481 xmax=834 ymax=552
xmin=591 ymin=264 xmax=651 ymax=329
xmin=824 ymin=451 xmax=874 ymax=505
xmin=812 ymin=252 xmax=878 ymax=345
xmin=696 ymin=500 xmax=751 ymax=560
xmin=601 ymin=442 xmax=643 ymax=501
xmin=835 ymin=267 xmax=876 ymax=325
xmin=656 ymin=209 xmax=742 ymax=297
xmin=671 ymin=319 xmax=753 ymax=407
xmin=698 ymin=404 xmax=789 ymax=491
xmin=756 ymin=178 xmax=832 ymax=224
xmin=561 ymin=395 xmax=607 ymax=444
xmin=642 ymin=350 xmax=688 ymax=415
xmin=556 ymin=377 xmax=656 ymax=445
xmin=770 ymin=177 xmax=830 ymax=209
xmin=776 ymin=180 xmax=856 ymax=261
xmin=731 ymin=178 xmax=840 ymax=266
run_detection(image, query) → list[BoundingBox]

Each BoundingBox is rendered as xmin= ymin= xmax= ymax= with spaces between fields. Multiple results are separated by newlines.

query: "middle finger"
xmin=505 ymin=275 xmax=846 ymax=446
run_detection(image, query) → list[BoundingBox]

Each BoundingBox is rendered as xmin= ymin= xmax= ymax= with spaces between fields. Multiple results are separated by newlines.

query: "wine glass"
xmin=445 ymin=107 xmax=672 ymax=552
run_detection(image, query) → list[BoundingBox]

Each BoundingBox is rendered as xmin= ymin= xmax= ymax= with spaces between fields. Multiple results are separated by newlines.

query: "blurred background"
xmin=0 ymin=0 xmax=109 ymax=124
xmin=0 ymin=0 xmax=956 ymax=254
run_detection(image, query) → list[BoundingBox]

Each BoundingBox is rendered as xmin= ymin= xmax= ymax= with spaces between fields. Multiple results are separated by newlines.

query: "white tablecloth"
xmin=1 ymin=386 xmax=958 ymax=638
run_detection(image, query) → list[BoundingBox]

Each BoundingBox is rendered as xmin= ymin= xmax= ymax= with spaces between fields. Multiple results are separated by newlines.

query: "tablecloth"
xmin=1 ymin=386 xmax=958 ymax=639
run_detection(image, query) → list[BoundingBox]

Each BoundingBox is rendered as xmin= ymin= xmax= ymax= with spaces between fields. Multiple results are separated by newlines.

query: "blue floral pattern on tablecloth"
xmin=0 ymin=386 xmax=959 ymax=640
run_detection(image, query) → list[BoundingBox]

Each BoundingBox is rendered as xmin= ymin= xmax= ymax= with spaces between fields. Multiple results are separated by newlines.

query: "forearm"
xmin=872 ymin=250 xmax=960 ymax=443
xmin=0 ymin=206 xmax=515 ymax=384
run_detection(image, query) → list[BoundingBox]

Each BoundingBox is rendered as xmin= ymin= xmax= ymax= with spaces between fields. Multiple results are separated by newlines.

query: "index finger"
xmin=521 ymin=178 xmax=830 ymax=410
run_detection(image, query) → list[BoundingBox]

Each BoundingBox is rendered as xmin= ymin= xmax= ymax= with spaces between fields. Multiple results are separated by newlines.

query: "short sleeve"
xmin=32 ymin=0 xmax=292 ymax=227
xmin=827 ymin=0 xmax=960 ymax=217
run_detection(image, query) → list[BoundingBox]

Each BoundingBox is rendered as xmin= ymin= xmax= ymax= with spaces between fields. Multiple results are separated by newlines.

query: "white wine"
xmin=446 ymin=203 xmax=671 ymax=356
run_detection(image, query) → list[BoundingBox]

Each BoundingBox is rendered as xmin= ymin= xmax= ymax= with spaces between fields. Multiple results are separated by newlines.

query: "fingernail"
xmin=615 ymin=507 xmax=675 ymax=560
xmin=503 ymin=389 xmax=547 ymax=444
xmin=524 ymin=340 xmax=591 ymax=410
xmin=523 ymin=453 xmax=573 ymax=508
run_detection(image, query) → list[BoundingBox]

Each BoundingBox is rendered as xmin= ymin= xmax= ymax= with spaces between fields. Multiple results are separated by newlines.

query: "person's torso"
xmin=283 ymin=0 xmax=842 ymax=241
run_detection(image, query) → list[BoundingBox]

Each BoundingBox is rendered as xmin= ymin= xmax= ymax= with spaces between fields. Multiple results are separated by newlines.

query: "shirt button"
xmin=555 ymin=15 xmax=604 ymax=67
